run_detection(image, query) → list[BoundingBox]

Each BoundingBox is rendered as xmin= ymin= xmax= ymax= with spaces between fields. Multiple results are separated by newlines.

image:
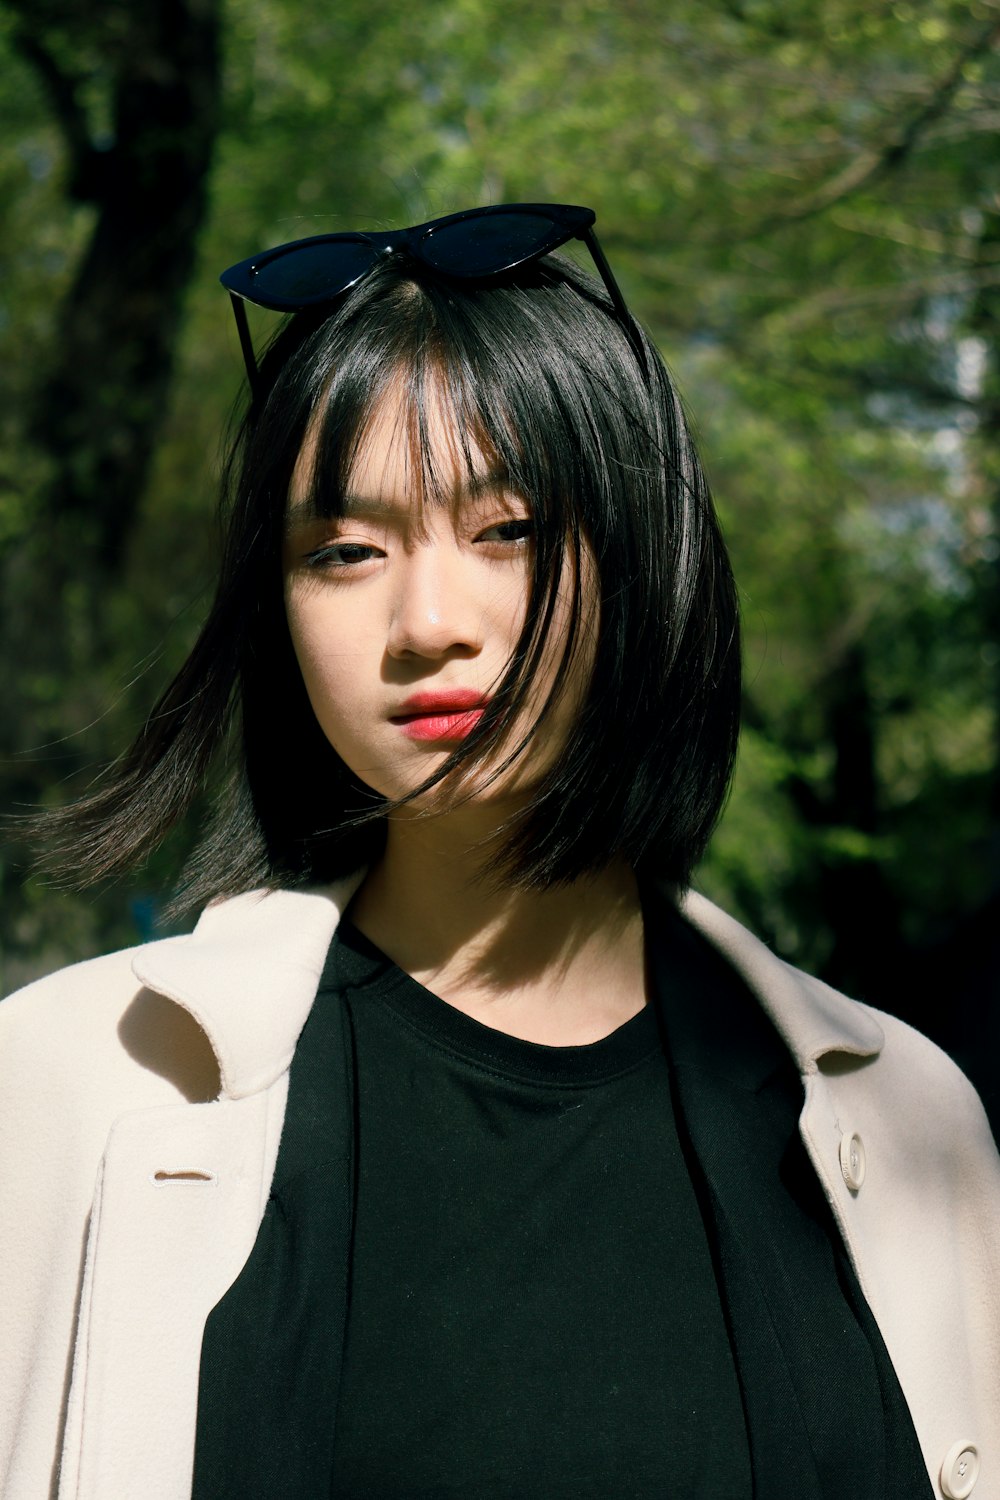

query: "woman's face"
xmin=282 ymin=373 xmax=594 ymax=809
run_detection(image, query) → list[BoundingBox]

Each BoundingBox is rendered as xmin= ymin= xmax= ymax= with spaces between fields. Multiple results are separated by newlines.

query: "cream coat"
xmin=1 ymin=880 xmax=999 ymax=1500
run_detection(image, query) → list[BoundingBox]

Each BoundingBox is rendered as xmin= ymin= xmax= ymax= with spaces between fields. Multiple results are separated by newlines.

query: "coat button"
xmin=940 ymin=1440 xmax=979 ymax=1499
xmin=839 ymin=1131 xmax=866 ymax=1191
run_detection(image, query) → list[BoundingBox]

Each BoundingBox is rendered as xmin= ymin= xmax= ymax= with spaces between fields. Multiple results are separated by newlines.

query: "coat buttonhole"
xmin=151 ymin=1169 xmax=216 ymax=1185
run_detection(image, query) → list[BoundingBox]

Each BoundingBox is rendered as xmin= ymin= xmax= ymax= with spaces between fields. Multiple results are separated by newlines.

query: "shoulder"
xmin=850 ymin=999 xmax=994 ymax=1152
xmin=2 ymin=941 xmax=158 ymax=1048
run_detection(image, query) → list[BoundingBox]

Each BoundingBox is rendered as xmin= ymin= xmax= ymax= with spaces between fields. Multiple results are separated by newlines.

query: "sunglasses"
xmin=219 ymin=202 xmax=645 ymax=393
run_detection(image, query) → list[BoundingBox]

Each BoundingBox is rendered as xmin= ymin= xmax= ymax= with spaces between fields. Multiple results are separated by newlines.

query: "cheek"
xmin=284 ymin=590 xmax=366 ymax=740
xmin=285 ymin=594 xmax=325 ymax=697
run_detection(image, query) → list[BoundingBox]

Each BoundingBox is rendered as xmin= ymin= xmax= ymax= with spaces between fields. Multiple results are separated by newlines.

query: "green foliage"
xmin=2 ymin=0 xmax=998 ymax=1011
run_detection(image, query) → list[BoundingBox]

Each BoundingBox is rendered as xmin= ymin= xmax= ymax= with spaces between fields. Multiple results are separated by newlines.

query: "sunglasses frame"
xmin=220 ymin=202 xmax=645 ymax=393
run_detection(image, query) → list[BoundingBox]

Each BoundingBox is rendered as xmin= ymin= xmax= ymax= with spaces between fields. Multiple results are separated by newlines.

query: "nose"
xmin=385 ymin=542 xmax=484 ymax=662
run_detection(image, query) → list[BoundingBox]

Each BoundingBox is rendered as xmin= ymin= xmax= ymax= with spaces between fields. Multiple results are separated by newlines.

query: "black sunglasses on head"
xmin=219 ymin=202 xmax=645 ymax=393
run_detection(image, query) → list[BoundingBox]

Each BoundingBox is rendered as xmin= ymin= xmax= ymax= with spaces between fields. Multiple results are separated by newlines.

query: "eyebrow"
xmin=285 ymin=467 xmax=516 ymax=533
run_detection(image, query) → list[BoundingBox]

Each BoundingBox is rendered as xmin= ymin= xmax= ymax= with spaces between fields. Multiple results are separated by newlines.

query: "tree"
xmin=4 ymin=0 xmax=999 ymax=1074
xmin=0 ymin=0 xmax=222 ymax=981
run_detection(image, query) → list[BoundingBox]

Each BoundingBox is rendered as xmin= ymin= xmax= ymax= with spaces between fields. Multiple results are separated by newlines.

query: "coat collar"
xmin=131 ymin=878 xmax=882 ymax=1100
xmin=678 ymin=889 xmax=883 ymax=1073
xmin=130 ymin=877 xmax=364 ymax=1099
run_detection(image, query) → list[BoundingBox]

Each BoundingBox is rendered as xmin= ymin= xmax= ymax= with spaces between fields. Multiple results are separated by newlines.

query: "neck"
xmin=348 ymin=805 xmax=647 ymax=1045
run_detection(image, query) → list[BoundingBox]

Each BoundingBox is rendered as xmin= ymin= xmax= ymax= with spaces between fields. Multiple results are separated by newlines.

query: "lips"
xmin=390 ymin=689 xmax=488 ymax=742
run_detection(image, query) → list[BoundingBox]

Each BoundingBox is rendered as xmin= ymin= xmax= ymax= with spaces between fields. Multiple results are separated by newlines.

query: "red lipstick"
xmin=391 ymin=689 xmax=488 ymax=742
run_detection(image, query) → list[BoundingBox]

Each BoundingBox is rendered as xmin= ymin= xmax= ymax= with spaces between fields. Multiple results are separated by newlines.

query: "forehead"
xmin=288 ymin=366 xmax=498 ymax=513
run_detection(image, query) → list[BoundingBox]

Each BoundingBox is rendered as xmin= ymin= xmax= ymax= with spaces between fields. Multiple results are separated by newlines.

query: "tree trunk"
xmin=9 ymin=0 xmax=223 ymax=570
xmin=1 ymin=0 xmax=223 ymax=966
xmin=787 ymin=638 xmax=902 ymax=1001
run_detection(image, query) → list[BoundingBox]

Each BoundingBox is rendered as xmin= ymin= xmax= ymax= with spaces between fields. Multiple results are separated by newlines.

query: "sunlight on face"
xmin=282 ymin=369 xmax=596 ymax=812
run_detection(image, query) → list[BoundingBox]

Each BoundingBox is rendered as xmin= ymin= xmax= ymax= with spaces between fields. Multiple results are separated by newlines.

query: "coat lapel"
xmin=648 ymin=897 xmax=930 ymax=1499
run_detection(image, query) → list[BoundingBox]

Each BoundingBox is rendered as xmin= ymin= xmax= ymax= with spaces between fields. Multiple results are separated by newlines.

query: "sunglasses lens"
xmin=421 ymin=212 xmax=560 ymax=277
xmin=247 ymin=238 xmax=376 ymax=307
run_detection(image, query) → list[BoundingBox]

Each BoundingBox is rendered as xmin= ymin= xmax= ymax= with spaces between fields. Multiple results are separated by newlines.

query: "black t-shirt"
xmin=192 ymin=897 xmax=932 ymax=1500
xmin=328 ymin=917 xmax=749 ymax=1497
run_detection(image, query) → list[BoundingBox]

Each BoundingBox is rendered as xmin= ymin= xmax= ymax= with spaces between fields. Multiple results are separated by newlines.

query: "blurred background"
xmin=2 ymin=0 xmax=999 ymax=1106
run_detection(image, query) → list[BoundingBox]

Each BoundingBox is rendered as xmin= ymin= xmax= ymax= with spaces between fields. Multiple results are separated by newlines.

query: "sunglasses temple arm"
xmin=582 ymin=229 xmax=648 ymax=377
xmin=229 ymin=293 xmax=262 ymax=398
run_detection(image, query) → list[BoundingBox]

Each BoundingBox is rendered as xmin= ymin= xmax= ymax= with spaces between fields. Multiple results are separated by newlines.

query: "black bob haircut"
xmin=37 ymin=253 xmax=741 ymax=907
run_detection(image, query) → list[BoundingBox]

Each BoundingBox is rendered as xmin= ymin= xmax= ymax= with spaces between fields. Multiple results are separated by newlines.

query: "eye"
xmin=477 ymin=518 xmax=534 ymax=545
xmin=305 ymin=541 xmax=382 ymax=568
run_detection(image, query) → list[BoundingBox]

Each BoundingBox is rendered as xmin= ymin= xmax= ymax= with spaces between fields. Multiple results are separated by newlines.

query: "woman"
xmin=2 ymin=204 xmax=998 ymax=1500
